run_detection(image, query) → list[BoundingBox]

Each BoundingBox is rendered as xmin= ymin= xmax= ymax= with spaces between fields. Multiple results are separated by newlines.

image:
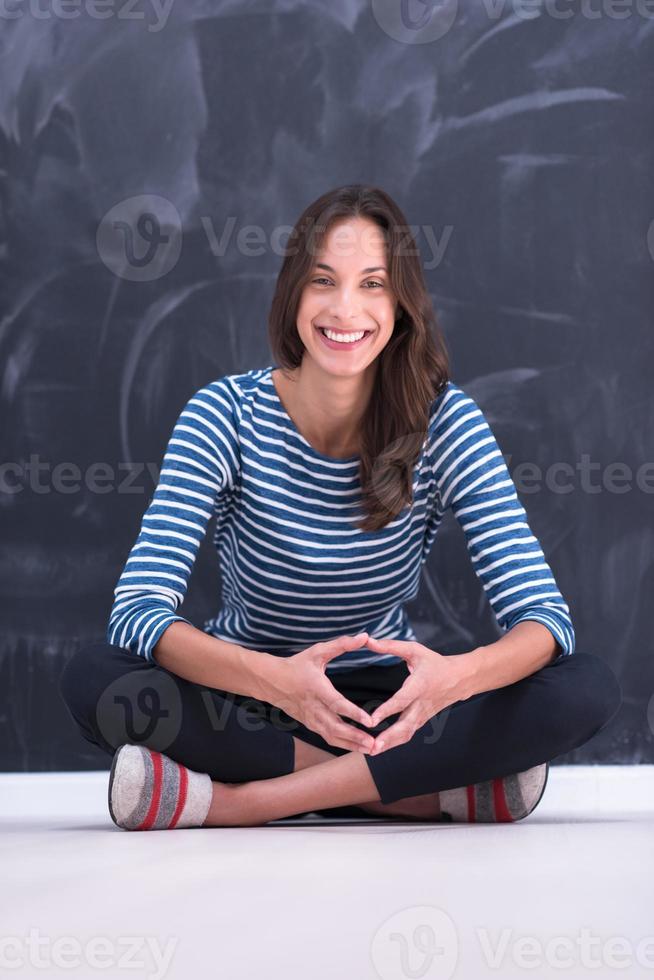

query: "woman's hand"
xmin=364 ymin=635 xmax=471 ymax=755
xmin=267 ymin=632 xmax=378 ymax=753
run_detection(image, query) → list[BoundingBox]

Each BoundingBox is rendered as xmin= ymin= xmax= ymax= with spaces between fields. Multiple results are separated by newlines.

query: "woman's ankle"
xmin=202 ymin=781 xmax=268 ymax=827
xmin=293 ymin=737 xmax=336 ymax=771
xmin=358 ymin=792 xmax=441 ymax=820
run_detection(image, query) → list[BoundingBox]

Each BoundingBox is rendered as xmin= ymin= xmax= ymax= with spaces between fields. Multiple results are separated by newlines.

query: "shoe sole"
xmin=108 ymin=743 xmax=130 ymax=828
xmin=515 ymin=761 xmax=550 ymax=821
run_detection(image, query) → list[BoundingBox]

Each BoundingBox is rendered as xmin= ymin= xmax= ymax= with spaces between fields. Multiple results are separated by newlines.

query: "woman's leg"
xmin=58 ymin=641 xmax=302 ymax=782
xmin=359 ymin=650 xmax=623 ymax=803
xmin=58 ymin=641 xmax=437 ymax=820
xmin=203 ymin=650 xmax=622 ymax=823
xmin=61 ymin=643 xmax=620 ymax=822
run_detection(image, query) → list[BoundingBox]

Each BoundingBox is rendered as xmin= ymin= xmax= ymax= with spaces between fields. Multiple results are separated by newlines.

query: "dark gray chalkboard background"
xmin=1 ymin=1 xmax=652 ymax=771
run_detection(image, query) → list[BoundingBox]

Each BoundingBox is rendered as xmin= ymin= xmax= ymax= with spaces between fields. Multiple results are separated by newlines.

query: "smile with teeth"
xmin=316 ymin=325 xmax=373 ymax=346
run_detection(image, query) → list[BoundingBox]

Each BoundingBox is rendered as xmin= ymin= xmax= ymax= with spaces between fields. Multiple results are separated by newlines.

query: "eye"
xmin=311 ymin=277 xmax=385 ymax=288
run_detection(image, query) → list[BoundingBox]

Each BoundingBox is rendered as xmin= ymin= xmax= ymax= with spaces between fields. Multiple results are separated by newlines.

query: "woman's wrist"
xmin=245 ymin=649 xmax=291 ymax=706
xmin=154 ymin=623 xmax=290 ymax=704
xmin=445 ymin=650 xmax=481 ymax=702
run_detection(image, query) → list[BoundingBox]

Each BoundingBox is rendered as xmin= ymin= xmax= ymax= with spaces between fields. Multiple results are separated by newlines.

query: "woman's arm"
xmin=107 ymin=377 xmax=240 ymax=663
xmin=454 ymin=620 xmax=560 ymax=700
xmin=152 ymin=620 xmax=286 ymax=702
xmin=154 ymin=623 xmax=378 ymax=753
xmin=427 ymin=382 xmax=576 ymax=660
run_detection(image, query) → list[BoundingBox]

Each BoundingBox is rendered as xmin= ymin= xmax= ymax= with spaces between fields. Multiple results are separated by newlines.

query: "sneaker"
xmin=108 ymin=744 xmax=213 ymax=831
xmin=439 ymin=762 xmax=549 ymax=823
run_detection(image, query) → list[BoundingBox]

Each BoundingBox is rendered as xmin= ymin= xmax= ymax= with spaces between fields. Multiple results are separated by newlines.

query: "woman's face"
xmin=295 ymin=216 xmax=399 ymax=377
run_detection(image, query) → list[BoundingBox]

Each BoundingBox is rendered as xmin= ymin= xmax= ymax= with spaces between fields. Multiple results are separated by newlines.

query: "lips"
xmin=314 ymin=325 xmax=373 ymax=350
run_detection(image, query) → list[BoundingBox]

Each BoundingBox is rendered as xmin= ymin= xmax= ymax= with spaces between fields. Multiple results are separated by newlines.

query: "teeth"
xmin=322 ymin=328 xmax=367 ymax=343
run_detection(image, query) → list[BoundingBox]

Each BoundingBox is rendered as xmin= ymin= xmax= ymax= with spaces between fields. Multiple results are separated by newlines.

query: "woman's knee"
xmin=59 ymin=641 xmax=177 ymax=754
xmin=564 ymin=652 xmax=622 ymax=732
xmin=58 ymin=641 xmax=139 ymax=724
xmin=59 ymin=643 xmax=100 ymax=716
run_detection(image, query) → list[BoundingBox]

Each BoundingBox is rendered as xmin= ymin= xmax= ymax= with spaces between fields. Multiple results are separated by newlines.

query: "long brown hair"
xmin=268 ymin=184 xmax=451 ymax=533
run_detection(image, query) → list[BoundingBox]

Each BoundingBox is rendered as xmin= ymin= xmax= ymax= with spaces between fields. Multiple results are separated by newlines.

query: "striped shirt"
xmin=107 ymin=364 xmax=576 ymax=671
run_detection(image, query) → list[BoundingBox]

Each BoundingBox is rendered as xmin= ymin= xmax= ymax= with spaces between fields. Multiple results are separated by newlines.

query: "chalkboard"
xmin=1 ymin=1 xmax=651 ymax=770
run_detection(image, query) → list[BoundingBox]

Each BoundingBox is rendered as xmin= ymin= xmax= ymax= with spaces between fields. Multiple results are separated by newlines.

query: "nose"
xmin=325 ymin=285 xmax=363 ymax=320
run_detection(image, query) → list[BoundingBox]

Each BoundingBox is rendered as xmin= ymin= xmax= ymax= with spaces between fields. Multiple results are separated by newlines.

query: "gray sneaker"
xmin=108 ymin=744 xmax=213 ymax=831
xmin=439 ymin=762 xmax=550 ymax=823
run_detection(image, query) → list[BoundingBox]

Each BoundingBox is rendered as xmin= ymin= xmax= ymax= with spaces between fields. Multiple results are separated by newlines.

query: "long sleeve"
xmin=106 ymin=377 xmax=241 ymax=662
xmin=427 ymin=383 xmax=576 ymax=658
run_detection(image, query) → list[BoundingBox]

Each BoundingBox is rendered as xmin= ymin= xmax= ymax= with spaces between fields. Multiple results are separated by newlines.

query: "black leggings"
xmin=58 ymin=642 xmax=622 ymax=807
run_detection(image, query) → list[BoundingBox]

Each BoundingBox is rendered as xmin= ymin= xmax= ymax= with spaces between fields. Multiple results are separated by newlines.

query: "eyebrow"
xmin=314 ymin=263 xmax=387 ymax=274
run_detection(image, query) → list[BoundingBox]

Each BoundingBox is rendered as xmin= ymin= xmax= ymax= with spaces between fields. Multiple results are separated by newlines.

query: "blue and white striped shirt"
xmin=107 ymin=364 xmax=576 ymax=671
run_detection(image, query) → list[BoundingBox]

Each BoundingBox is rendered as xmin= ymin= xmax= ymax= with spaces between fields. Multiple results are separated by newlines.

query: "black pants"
xmin=58 ymin=642 xmax=621 ymax=807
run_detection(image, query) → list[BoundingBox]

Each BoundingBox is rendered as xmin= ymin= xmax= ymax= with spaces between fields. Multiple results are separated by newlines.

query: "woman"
xmin=59 ymin=185 xmax=621 ymax=830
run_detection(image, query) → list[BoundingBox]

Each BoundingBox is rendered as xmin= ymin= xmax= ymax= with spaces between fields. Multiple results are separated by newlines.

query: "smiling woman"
xmin=59 ymin=184 xmax=621 ymax=831
xmin=268 ymin=186 xmax=451 ymax=532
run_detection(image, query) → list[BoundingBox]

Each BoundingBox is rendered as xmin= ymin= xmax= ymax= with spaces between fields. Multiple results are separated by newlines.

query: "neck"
xmin=276 ymin=360 xmax=374 ymax=458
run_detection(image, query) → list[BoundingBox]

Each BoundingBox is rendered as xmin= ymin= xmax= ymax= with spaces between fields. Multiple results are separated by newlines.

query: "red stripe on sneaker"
xmin=168 ymin=763 xmax=188 ymax=829
xmin=138 ymin=749 xmax=163 ymax=831
xmin=492 ymin=777 xmax=513 ymax=822
xmin=466 ymin=784 xmax=476 ymax=821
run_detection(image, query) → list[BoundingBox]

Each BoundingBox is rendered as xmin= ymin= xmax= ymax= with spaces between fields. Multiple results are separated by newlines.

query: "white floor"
xmin=0 ymin=766 xmax=652 ymax=980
